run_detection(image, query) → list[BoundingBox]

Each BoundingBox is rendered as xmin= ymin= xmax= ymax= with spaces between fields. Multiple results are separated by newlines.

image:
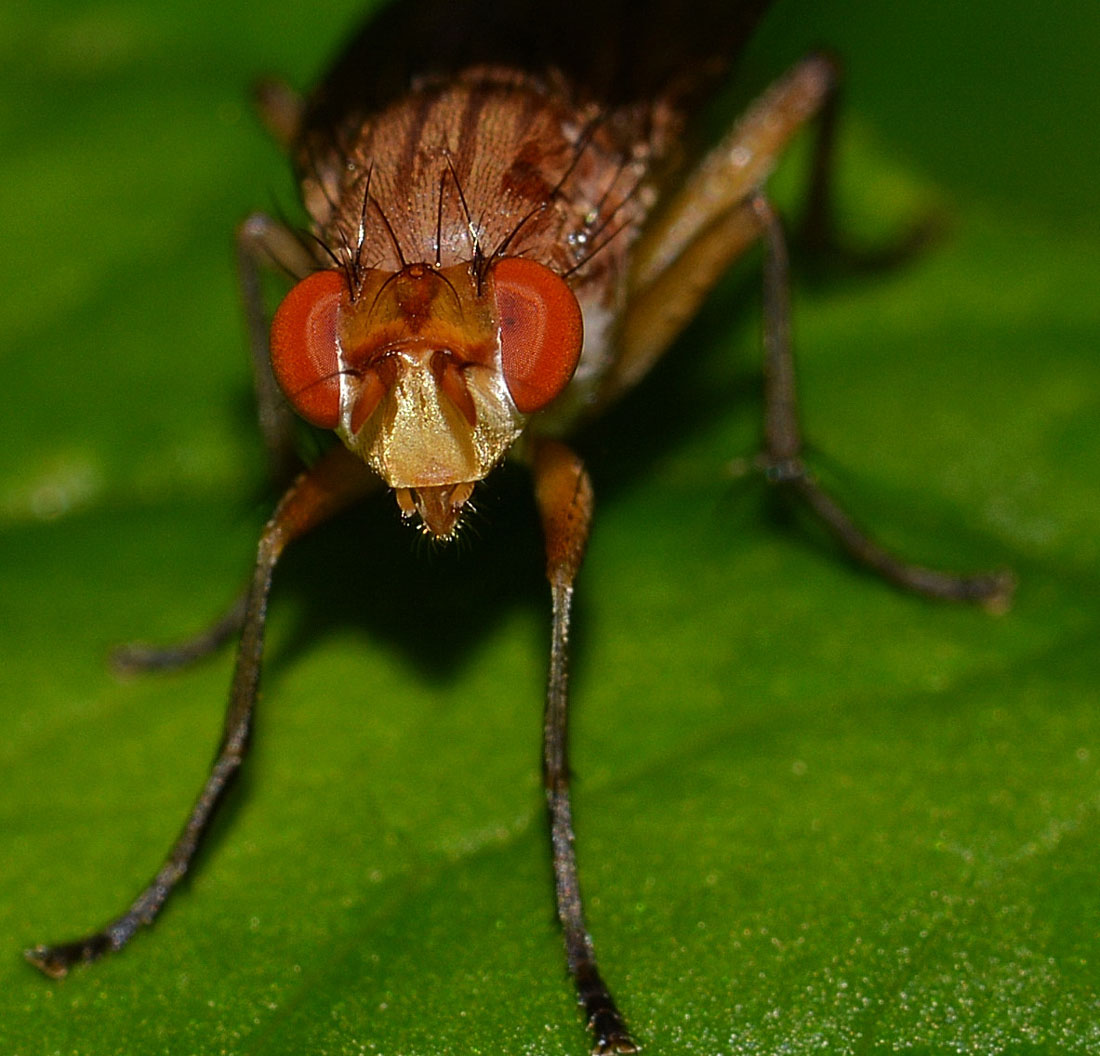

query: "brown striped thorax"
xmin=269 ymin=66 xmax=666 ymax=537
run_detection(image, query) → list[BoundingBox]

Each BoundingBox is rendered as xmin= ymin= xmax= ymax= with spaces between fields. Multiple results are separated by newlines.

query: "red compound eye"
xmin=269 ymin=269 xmax=346 ymax=429
xmin=492 ymin=257 xmax=583 ymax=414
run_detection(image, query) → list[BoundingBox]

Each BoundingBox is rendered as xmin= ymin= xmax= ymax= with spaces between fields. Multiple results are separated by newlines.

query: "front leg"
xmin=26 ymin=445 xmax=377 ymax=978
xmin=532 ymin=439 xmax=637 ymax=1055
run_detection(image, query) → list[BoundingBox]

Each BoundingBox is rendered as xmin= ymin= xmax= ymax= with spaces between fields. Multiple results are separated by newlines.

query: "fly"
xmin=25 ymin=1 xmax=1013 ymax=1052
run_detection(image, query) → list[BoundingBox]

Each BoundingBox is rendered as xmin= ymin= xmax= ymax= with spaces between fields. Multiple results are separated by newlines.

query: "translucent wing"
xmin=301 ymin=0 xmax=775 ymax=142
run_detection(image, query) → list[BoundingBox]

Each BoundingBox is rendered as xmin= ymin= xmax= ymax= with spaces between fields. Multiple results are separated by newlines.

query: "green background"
xmin=2 ymin=1 xmax=1098 ymax=1053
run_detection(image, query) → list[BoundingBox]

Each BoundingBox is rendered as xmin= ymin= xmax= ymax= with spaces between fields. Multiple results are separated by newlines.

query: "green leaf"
xmin=2 ymin=2 xmax=1097 ymax=1054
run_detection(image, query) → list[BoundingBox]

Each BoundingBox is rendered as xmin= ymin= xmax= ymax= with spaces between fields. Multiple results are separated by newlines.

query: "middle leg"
xmin=751 ymin=191 xmax=1014 ymax=608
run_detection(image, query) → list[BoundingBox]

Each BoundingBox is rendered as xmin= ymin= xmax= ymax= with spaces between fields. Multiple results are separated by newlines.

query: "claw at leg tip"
xmin=981 ymin=569 xmax=1018 ymax=616
xmin=593 ymin=1035 xmax=640 ymax=1055
xmin=24 ymin=945 xmax=69 ymax=980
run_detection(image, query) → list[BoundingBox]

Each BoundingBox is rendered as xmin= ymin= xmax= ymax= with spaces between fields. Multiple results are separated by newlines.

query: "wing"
xmin=301 ymin=0 xmax=774 ymax=140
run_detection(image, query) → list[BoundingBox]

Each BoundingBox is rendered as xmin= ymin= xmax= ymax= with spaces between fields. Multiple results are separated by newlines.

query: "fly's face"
xmin=269 ymin=256 xmax=583 ymax=537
